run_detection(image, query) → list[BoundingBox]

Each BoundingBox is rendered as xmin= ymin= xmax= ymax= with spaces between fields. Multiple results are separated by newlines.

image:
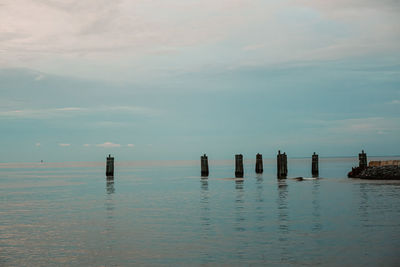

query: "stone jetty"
xmin=354 ymin=165 xmax=400 ymax=180
xmin=348 ymin=152 xmax=400 ymax=179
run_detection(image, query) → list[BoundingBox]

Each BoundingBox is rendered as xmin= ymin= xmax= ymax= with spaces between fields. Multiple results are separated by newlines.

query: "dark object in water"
xmin=292 ymin=177 xmax=318 ymax=181
xmin=348 ymin=166 xmax=400 ymax=180
xmin=348 ymin=166 xmax=363 ymax=178
xmin=359 ymin=150 xmax=367 ymax=169
xmin=312 ymin=152 xmax=318 ymax=177
xmin=106 ymin=154 xmax=114 ymax=177
xmin=277 ymin=150 xmax=287 ymax=178
xmin=200 ymin=154 xmax=209 ymax=177
xmin=348 ymin=150 xmax=369 ymax=178
xmin=255 ymin=153 xmax=263 ymax=174
xmin=235 ymin=154 xmax=244 ymax=178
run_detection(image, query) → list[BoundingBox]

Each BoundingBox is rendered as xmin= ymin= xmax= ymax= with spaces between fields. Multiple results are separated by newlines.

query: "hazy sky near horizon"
xmin=1 ymin=0 xmax=399 ymax=162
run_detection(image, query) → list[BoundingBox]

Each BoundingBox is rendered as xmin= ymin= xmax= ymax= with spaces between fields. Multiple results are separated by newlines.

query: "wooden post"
xmin=277 ymin=151 xmax=281 ymax=177
xmin=312 ymin=152 xmax=319 ymax=177
xmin=277 ymin=150 xmax=287 ymax=178
xmin=106 ymin=154 xmax=114 ymax=177
xmin=235 ymin=154 xmax=244 ymax=178
xmin=201 ymin=154 xmax=209 ymax=177
xmin=255 ymin=153 xmax=263 ymax=174
xmin=283 ymin=152 xmax=287 ymax=176
xmin=359 ymin=150 xmax=367 ymax=169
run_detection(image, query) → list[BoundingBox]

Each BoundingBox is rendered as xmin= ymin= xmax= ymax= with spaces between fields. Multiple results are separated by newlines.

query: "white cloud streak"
xmin=0 ymin=107 xmax=84 ymax=119
xmin=311 ymin=117 xmax=400 ymax=135
xmin=34 ymin=74 xmax=45 ymax=81
xmin=59 ymin=143 xmax=71 ymax=147
xmin=388 ymin=100 xmax=400 ymax=105
xmin=0 ymin=105 xmax=160 ymax=119
xmin=242 ymin=44 xmax=265 ymax=51
xmin=96 ymin=142 xmax=121 ymax=148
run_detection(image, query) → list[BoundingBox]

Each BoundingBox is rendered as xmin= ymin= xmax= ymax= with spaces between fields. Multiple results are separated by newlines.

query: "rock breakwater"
xmin=348 ymin=165 xmax=400 ymax=180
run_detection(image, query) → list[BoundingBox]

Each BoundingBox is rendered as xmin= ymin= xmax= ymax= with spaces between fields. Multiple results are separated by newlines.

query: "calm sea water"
xmin=1 ymin=157 xmax=400 ymax=266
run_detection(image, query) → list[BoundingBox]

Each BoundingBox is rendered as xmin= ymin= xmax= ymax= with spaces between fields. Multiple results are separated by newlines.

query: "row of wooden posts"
xmin=104 ymin=150 xmax=368 ymax=179
xmin=200 ymin=150 xmax=367 ymax=179
xmin=201 ymin=151 xmax=318 ymax=178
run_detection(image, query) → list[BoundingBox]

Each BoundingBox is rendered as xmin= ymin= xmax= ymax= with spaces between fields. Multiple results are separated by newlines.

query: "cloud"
xmin=294 ymin=0 xmax=400 ymax=14
xmin=127 ymin=144 xmax=134 ymax=148
xmin=59 ymin=143 xmax=71 ymax=147
xmin=0 ymin=105 xmax=159 ymax=119
xmin=3 ymin=0 xmax=398 ymax=82
xmin=0 ymin=0 xmax=249 ymax=60
xmin=242 ymin=44 xmax=265 ymax=51
xmin=388 ymin=100 xmax=400 ymax=105
xmin=34 ymin=74 xmax=45 ymax=81
xmin=96 ymin=142 xmax=121 ymax=148
xmin=83 ymin=144 xmax=90 ymax=147
xmin=311 ymin=117 xmax=400 ymax=135
xmin=92 ymin=121 xmax=129 ymax=128
xmin=0 ymin=107 xmax=84 ymax=119
xmin=56 ymin=107 xmax=82 ymax=111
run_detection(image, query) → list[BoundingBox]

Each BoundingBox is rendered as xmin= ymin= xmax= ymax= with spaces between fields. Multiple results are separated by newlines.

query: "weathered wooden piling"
xmin=235 ymin=154 xmax=244 ymax=178
xmin=106 ymin=154 xmax=114 ymax=177
xmin=277 ymin=150 xmax=287 ymax=178
xmin=359 ymin=150 xmax=367 ymax=169
xmin=255 ymin=153 xmax=263 ymax=174
xmin=283 ymin=153 xmax=287 ymax=176
xmin=312 ymin=152 xmax=319 ymax=177
xmin=201 ymin=154 xmax=209 ymax=177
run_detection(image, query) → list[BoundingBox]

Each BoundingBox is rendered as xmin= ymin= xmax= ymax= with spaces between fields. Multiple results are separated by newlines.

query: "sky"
xmin=0 ymin=0 xmax=399 ymax=162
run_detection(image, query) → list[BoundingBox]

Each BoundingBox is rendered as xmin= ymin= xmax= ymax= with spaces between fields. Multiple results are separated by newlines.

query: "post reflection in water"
xmin=199 ymin=178 xmax=213 ymax=264
xmin=276 ymin=179 xmax=290 ymax=262
xmin=255 ymin=174 xmax=265 ymax=232
xmin=234 ymin=179 xmax=246 ymax=260
xmin=312 ymin=180 xmax=322 ymax=232
xmin=200 ymin=178 xmax=211 ymax=232
xmin=104 ymin=179 xmax=115 ymax=264
xmin=106 ymin=178 xmax=115 ymax=194
xmin=235 ymin=179 xmax=245 ymax=232
xmin=358 ymin=183 xmax=370 ymax=225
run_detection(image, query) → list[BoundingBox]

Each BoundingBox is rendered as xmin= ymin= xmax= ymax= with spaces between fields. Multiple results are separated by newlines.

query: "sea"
xmin=1 ymin=156 xmax=400 ymax=266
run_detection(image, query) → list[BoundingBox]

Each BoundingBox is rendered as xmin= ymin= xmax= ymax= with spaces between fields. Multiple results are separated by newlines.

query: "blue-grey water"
xmin=1 ymin=157 xmax=400 ymax=266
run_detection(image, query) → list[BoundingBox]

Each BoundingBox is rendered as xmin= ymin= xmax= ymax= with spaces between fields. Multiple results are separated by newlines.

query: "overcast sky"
xmin=1 ymin=0 xmax=399 ymax=162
